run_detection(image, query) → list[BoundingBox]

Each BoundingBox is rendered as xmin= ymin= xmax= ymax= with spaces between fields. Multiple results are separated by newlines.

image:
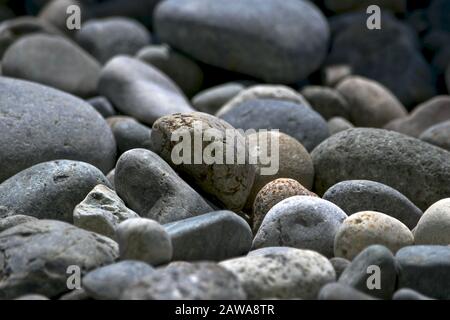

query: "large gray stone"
xmin=98 ymin=56 xmax=193 ymax=125
xmin=323 ymin=180 xmax=423 ymax=229
xmin=154 ymin=0 xmax=329 ymax=83
xmin=253 ymin=196 xmax=347 ymax=258
xmin=312 ymin=128 xmax=450 ymax=211
xmin=0 ymin=220 xmax=118 ymax=299
xmin=0 ymin=77 xmax=116 ymax=183
xmin=2 ymin=34 xmax=101 ymax=97
xmin=0 ymin=160 xmax=111 ymax=223
xmin=164 ymin=211 xmax=252 ymax=261
xmin=115 ymin=149 xmax=212 ymax=224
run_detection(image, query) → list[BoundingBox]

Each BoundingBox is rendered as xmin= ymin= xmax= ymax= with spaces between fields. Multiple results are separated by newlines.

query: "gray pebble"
xmin=318 ymin=283 xmax=377 ymax=300
xmin=301 ymin=86 xmax=350 ymax=120
xmin=192 ymin=82 xmax=245 ymax=115
xmin=107 ymin=116 xmax=153 ymax=155
xmin=87 ymin=96 xmax=116 ymax=118
xmin=329 ymin=257 xmax=350 ymax=279
xmin=419 ymin=120 xmax=450 ymax=151
xmin=328 ymin=117 xmax=354 ymax=135
xmin=392 ymin=288 xmax=434 ymax=300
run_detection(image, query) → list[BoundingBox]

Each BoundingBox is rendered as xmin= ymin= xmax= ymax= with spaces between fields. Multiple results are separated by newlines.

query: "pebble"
xmin=192 ymin=82 xmax=245 ymax=115
xmin=396 ymin=245 xmax=450 ymax=299
xmin=0 ymin=215 xmax=38 ymax=233
xmin=82 ymin=261 xmax=154 ymax=300
xmin=252 ymin=179 xmax=318 ymax=233
xmin=76 ymin=17 xmax=151 ymax=64
xmin=220 ymin=247 xmax=335 ymax=299
xmin=329 ymin=257 xmax=350 ymax=279
xmin=116 ymin=218 xmax=173 ymax=266
xmin=0 ymin=220 xmax=118 ymax=299
xmin=164 ymin=211 xmax=252 ymax=262
xmin=393 ymin=288 xmax=434 ymax=300
xmin=154 ymin=0 xmax=329 ymax=83
xmin=419 ymin=120 xmax=450 ymax=151
xmin=385 ymin=96 xmax=450 ymax=137
xmin=0 ymin=160 xmax=111 ymax=222
xmin=151 ymin=112 xmax=256 ymax=212
xmin=246 ymin=132 xmax=315 ymax=208
xmin=121 ymin=262 xmax=247 ymax=300
xmin=336 ymin=76 xmax=407 ymax=128
xmin=115 ymin=149 xmax=212 ymax=224
xmin=137 ymin=44 xmax=203 ymax=97
xmin=2 ymin=34 xmax=101 ymax=97
xmin=301 ymin=86 xmax=350 ymax=120
xmin=312 ymin=128 xmax=450 ymax=211
xmin=323 ymin=180 xmax=423 ymax=229
xmin=73 ymin=184 xmax=140 ymax=239
xmin=38 ymin=0 xmax=81 ymax=36
xmin=87 ymin=96 xmax=116 ymax=118
xmin=98 ymin=56 xmax=193 ymax=125
xmin=0 ymin=77 xmax=116 ymax=183
xmin=414 ymin=198 xmax=450 ymax=245
xmin=216 ymin=85 xmax=310 ymax=117
xmin=338 ymin=245 xmax=397 ymax=299
xmin=328 ymin=117 xmax=354 ymax=135
xmin=318 ymin=283 xmax=377 ymax=300
xmin=220 ymin=99 xmax=329 ymax=152
xmin=334 ymin=211 xmax=414 ymax=260
xmin=253 ymin=196 xmax=347 ymax=258
xmin=107 ymin=116 xmax=153 ymax=155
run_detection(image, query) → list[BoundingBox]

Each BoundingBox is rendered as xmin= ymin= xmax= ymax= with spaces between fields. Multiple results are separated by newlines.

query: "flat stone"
xmin=73 ymin=184 xmax=140 ymax=239
xmin=253 ymin=196 xmax=347 ymax=257
xmin=414 ymin=198 xmax=450 ymax=245
xmin=220 ymin=247 xmax=335 ymax=299
xmin=0 ymin=160 xmax=111 ymax=223
xmin=0 ymin=220 xmax=118 ymax=299
xmin=334 ymin=211 xmax=414 ymax=260
xmin=98 ymin=56 xmax=193 ymax=125
xmin=115 ymin=149 xmax=212 ymax=224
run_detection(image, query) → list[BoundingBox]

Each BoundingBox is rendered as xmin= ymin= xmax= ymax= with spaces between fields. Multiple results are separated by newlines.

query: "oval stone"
xmin=414 ymin=198 xmax=450 ymax=245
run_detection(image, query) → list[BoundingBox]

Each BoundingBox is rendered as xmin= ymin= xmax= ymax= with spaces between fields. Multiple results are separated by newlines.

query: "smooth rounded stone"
xmin=323 ymin=64 xmax=352 ymax=87
xmin=0 ymin=77 xmax=116 ymax=183
xmin=0 ymin=160 xmax=111 ymax=223
xmin=312 ymin=128 xmax=450 ymax=211
xmin=87 ymin=96 xmax=116 ymax=118
xmin=329 ymin=257 xmax=350 ymax=279
xmin=2 ymin=34 xmax=100 ymax=98
xmin=216 ymin=85 xmax=311 ymax=117
xmin=301 ymin=86 xmax=350 ymax=120
xmin=414 ymin=198 xmax=450 ymax=245
xmin=253 ymin=196 xmax=347 ymax=257
xmin=15 ymin=294 xmax=50 ymax=300
xmin=82 ymin=261 xmax=155 ymax=300
xmin=323 ymin=180 xmax=423 ymax=230
xmin=220 ymin=99 xmax=329 ymax=152
xmin=99 ymin=56 xmax=193 ymax=125
xmin=324 ymin=0 xmax=406 ymax=13
xmin=396 ymin=245 xmax=450 ymax=299
xmin=0 ymin=16 xmax=63 ymax=58
xmin=0 ymin=220 xmax=118 ymax=299
xmin=77 ymin=17 xmax=151 ymax=64
xmin=336 ymin=76 xmax=407 ymax=128
xmin=192 ymin=82 xmax=245 ymax=115
xmin=245 ymin=132 xmax=315 ymax=209
xmin=220 ymin=247 xmax=335 ymax=299
xmin=154 ymin=0 xmax=329 ymax=84
xmin=107 ymin=116 xmax=153 ymax=155
xmin=137 ymin=44 xmax=204 ymax=97
xmin=252 ymin=179 xmax=318 ymax=234
xmin=121 ymin=262 xmax=246 ymax=300
xmin=73 ymin=185 xmax=140 ymax=239
xmin=0 ymin=215 xmax=39 ymax=233
xmin=338 ymin=245 xmax=397 ymax=299
xmin=393 ymin=288 xmax=434 ymax=300
xmin=327 ymin=13 xmax=435 ymax=107
xmin=328 ymin=117 xmax=354 ymax=135
xmin=151 ymin=112 xmax=255 ymax=212
xmin=334 ymin=211 xmax=414 ymax=260
xmin=116 ymin=218 xmax=173 ymax=266
xmin=420 ymin=121 xmax=450 ymax=152
xmin=318 ymin=283 xmax=377 ymax=300
xmin=38 ymin=0 xmax=83 ymax=36
xmin=385 ymin=96 xmax=450 ymax=138
xmin=164 ymin=211 xmax=252 ymax=262
xmin=115 ymin=149 xmax=212 ymax=224
xmin=106 ymin=169 xmax=115 ymax=190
